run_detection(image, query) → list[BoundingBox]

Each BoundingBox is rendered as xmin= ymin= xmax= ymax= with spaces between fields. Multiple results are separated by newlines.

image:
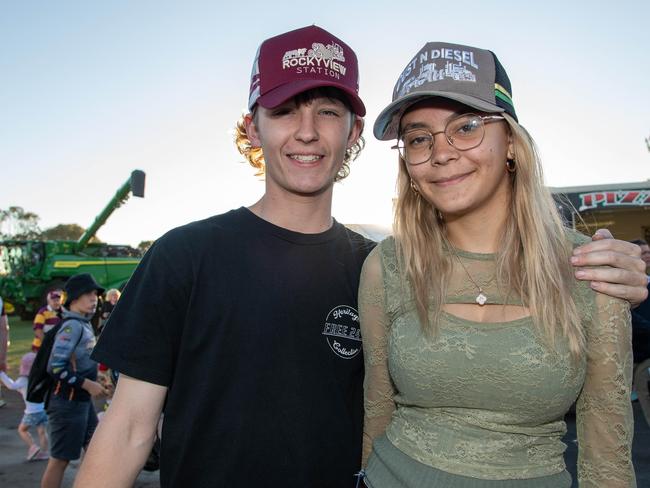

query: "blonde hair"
xmin=234 ymin=88 xmax=365 ymax=182
xmin=394 ymin=114 xmax=585 ymax=356
xmin=234 ymin=115 xmax=267 ymax=178
xmin=105 ymin=289 xmax=121 ymax=301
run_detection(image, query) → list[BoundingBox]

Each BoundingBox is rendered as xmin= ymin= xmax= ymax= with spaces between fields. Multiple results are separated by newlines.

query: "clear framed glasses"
xmin=392 ymin=113 xmax=505 ymax=165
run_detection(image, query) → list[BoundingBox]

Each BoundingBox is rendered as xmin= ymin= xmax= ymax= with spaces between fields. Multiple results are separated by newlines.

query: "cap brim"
xmin=373 ymin=92 xmax=505 ymax=141
xmin=256 ymin=79 xmax=366 ymax=117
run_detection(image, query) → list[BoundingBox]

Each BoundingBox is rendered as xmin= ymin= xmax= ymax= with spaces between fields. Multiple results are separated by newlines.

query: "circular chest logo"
xmin=322 ymin=305 xmax=362 ymax=360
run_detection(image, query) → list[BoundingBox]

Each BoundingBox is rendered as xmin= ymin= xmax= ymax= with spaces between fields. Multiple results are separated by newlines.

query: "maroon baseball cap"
xmin=248 ymin=25 xmax=366 ymax=116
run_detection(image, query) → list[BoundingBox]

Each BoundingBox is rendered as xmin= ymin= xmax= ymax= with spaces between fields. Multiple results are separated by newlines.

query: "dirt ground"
xmin=0 ymin=388 xmax=159 ymax=488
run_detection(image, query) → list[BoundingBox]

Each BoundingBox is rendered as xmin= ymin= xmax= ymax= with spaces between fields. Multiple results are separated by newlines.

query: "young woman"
xmin=359 ymin=42 xmax=635 ymax=487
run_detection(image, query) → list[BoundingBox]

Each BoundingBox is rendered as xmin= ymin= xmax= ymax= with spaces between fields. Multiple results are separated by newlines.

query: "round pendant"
xmin=476 ymin=292 xmax=487 ymax=306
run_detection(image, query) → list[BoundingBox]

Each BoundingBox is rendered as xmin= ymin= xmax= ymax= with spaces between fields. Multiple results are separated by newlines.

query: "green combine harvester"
xmin=0 ymin=170 xmax=145 ymax=319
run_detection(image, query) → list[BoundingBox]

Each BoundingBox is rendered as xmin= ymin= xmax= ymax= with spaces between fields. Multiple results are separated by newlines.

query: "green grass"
xmin=5 ymin=318 xmax=34 ymax=377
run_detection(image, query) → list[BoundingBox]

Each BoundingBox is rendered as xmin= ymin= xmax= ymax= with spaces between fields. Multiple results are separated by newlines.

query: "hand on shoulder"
xmin=571 ymin=228 xmax=648 ymax=306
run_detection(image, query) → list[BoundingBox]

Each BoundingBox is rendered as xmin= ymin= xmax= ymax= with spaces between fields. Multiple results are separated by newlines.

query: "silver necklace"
xmin=446 ymin=242 xmax=491 ymax=306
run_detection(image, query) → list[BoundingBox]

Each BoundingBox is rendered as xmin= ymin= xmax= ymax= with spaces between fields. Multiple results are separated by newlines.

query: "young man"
xmin=75 ymin=26 xmax=648 ymax=488
xmin=79 ymin=26 xmax=370 ymax=488
xmin=41 ymin=273 xmax=108 ymax=488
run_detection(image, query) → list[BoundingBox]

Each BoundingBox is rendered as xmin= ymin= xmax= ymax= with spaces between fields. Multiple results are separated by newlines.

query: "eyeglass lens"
xmin=398 ymin=114 xmax=487 ymax=165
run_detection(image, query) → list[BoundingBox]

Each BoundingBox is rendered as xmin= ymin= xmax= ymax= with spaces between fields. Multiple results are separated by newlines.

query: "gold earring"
xmin=410 ymin=179 xmax=419 ymax=194
xmin=506 ymin=158 xmax=516 ymax=173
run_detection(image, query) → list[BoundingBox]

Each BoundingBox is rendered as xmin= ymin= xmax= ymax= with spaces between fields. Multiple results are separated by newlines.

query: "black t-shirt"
xmin=93 ymin=207 xmax=375 ymax=487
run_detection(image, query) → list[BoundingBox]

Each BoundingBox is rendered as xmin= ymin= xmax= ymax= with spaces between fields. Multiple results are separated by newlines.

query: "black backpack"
xmin=26 ymin=317 xmax=79 ymax=405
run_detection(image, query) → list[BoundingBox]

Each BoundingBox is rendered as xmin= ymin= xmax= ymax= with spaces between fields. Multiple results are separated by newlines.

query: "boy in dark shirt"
xmin=79 ymin=25 xmax=369 ymax=488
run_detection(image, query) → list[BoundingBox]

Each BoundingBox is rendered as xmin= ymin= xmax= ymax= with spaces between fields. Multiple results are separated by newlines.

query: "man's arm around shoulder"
xmin=74 ymin=375 xmax=167 ymax=488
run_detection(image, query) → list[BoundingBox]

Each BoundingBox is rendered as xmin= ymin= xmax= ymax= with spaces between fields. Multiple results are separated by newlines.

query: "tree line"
xmin=0 ymin=206 xmax=152 ymax=252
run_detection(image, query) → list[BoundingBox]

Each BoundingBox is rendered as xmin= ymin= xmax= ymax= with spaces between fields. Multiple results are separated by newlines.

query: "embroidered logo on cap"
xmin=396 ymin=48 xmax=480 ymax=98
xmin=282 ymin=42 xmax=347 ymax=80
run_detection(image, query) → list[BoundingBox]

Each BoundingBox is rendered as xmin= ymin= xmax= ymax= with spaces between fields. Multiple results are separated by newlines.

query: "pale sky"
xmin=2 ymin=0 xmax=649 ymax=246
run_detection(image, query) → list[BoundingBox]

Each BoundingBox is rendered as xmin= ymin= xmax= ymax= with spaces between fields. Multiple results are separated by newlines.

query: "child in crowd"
xmin=0 ymin=349 xmax=49 ymax=460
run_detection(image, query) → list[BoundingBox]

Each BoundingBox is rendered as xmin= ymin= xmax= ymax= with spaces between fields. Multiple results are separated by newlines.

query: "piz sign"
xmin=579 ymin=190 xmax=650 ymax=211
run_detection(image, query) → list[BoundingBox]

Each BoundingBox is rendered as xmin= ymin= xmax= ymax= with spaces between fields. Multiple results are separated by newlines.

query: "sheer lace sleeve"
xmin=576 ymin=292 xmax=636 ymax=487
xmin=359 ymin=246 xmax=396 ymax=468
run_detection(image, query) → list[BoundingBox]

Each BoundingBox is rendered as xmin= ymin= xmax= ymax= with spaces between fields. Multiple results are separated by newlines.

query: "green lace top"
xmin=359 ymin=233 xmax=635 ymax=487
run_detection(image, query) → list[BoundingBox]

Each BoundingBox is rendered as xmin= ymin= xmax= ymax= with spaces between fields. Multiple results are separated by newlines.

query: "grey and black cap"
xmin=373 ymin=42 xmax=517 ymax=141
